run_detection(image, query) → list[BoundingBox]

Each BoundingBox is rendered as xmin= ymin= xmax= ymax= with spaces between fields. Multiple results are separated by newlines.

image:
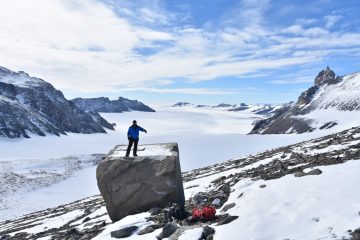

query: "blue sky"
xmin=0 ymin=0 xmax=360 ymax=105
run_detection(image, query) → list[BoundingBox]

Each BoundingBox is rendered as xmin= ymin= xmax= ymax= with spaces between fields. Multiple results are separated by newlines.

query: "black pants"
xmin=126 ymin=137 xmax=139 ymax=156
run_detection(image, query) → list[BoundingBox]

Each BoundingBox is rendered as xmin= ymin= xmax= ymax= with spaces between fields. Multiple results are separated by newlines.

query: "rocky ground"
xmin=2 ymin=126 xmax=360 ymax=239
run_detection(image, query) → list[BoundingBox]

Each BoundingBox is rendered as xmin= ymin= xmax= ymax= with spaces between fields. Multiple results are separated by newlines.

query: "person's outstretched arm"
xmin=138 ymin=126 xmax=147 ymax=133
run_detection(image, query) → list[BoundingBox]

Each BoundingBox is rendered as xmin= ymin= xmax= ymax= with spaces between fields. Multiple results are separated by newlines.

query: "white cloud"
xmin=324 ymin=15 xmax=342 ymax=29
xmin=0 ymin=0 xmax=359 ymax=96
xmin=269 ymin=76 xmax=314 ymax=85
xmin=295 ymin=18 xmax=319 ymax=26
xmin=117 ymin=87 xmax=250 ymax=95
xmin=139 ymin=7 xmax=170 ymax=24
xmin=281 ymin=25 xmax=329 ymax=37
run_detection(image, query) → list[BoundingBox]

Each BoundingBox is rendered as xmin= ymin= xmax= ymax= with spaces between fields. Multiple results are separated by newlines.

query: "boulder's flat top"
xmin=107 ymin=143 xmax=178 ymax=161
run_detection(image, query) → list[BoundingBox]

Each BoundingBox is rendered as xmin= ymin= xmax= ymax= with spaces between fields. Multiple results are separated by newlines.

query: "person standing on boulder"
xmin=126 ymin=120 xmax=147 ymax=157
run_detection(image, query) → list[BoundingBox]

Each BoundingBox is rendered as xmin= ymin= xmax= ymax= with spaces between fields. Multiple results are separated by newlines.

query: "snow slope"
xmin=310 ymin=72 xmax=360 ymax=110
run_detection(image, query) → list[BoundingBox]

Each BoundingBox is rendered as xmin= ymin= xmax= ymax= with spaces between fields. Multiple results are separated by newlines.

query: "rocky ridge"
xmin=72 ymin=97 xmax=155 ymax=113
xmin=2 ymin=125 xmax=360 ymax=239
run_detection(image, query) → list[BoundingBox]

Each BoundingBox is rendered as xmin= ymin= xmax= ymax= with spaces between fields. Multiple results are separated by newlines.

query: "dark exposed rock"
xmin=149 ymin=207 xmax=163 ymax=216
xmin=172 ymin=102 xmax=193 ymax=107
xmin=84 ymin=207 xmax=98 ymax=215
xmin=185 ymin=184 xmax=200 ymax=189
xmin=13 ymin=232 xmax=29 ymax=239
xmin=295 ymin=169 xmax=322 ymax=177
xmin=221 ymin=203 xmax=236 ymax=212
xmin=311 ymin=217 xmax=320 ymax=222
xmin=216 ymin=215 xmax=239 ymax=225
xmin=306 ymin=169 xmax=322 ymax=176
xmin=351 ymin=229 xmax=360 ymax=240
xmin=314 ymin=66 xmax=339 ymax=86
xmin=82 ymin=217 xmax=91 ymax=223
xmin=156 ymin=222 xmax=178 ymax=240
xmin=110 ymin=226 xmax=138 ymax=238
xmin=259 ymin=184 xmax=267 ymax=188
xmin=200 ymin=226 xmax=215 ymax=240
xmin=206 ymin=235 xmax=214 ymax=240
xmin=294 ymin=171 xmax=306 ymax=177
xmin=297 ymin=85 xmax=319 ymax=106
xmin=319 ymin=121 xmax=338 ymax=130
xmin=66 ymin=228 xmax=83 ymax=236
xmin=211 ymin=176 xmax=226 ymax=184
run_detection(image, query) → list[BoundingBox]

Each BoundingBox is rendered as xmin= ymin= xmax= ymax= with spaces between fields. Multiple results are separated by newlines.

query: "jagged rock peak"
xmin=314 ymin=66 xmax=338 ymax=86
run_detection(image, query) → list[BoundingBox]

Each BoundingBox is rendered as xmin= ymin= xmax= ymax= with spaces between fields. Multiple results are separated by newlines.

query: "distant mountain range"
xmin=72 ymin=97 xmax=155 ymax=113
xmin=0 ymin=66 xmax=154 ymax=138
xmin=171 ymin=101 xmax=284 ymax=116
xmin=250 ymin=67 xmax=360 ymax=134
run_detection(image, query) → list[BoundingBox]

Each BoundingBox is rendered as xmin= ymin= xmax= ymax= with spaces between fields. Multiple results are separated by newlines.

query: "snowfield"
xmin=0 ymin=106 xmax=344 ymax=169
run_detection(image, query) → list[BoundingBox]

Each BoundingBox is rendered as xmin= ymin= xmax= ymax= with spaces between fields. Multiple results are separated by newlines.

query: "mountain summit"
xmin=314 ymin=66 xmax=339 ymax=86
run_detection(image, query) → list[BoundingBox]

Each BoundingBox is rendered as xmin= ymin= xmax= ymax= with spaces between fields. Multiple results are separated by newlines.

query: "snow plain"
xmin=0 ymin=106 xmax=358 ymax=222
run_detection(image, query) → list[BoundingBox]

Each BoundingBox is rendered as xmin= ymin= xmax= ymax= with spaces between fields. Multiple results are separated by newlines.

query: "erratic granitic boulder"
xmin=96 ymin=143 xmax=185 ymax=222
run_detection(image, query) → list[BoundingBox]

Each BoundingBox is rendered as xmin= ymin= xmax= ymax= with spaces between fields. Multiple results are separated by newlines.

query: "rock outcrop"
xmin=314 ymin=66 xmax=339 ymax=86
xmin=96 ymin=143 xmax=185 ymax=222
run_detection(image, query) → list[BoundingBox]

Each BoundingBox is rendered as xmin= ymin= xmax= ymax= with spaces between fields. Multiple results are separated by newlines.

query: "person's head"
xmin=132 ymin=120 xmax=137 ymax=125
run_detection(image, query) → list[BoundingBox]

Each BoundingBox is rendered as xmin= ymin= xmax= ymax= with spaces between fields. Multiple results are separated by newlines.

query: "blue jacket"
xmin=127 ymin=125 xmax=146 ymax=139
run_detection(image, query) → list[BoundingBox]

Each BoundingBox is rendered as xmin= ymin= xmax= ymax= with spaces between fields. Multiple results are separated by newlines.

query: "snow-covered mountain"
xmin=172 ymin=102 xmax=194 ymax=107
xmin=72 ymin=97 xmax=155 ymax=113
xmin=172 ymin=101 xmax=283 ymax=115
xmin=0 ymin=66 xmax=114 ymax=138
xmin=251 ymin=67 xmax=360 ymax=134
xmin=1 ymin=126 xmax=360 ymax=239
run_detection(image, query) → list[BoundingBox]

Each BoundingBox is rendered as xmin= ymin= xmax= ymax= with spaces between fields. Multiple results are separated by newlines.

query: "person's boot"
xmin=133 ymin=153 xmax=138 ymax=157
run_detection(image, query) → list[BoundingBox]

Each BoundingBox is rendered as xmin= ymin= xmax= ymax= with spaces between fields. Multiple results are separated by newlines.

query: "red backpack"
xmin=192 ymin=206 xmax=216 ymax=220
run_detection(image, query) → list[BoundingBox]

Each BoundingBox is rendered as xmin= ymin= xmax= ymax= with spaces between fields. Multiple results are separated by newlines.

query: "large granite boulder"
xmin=96 ymin=143 xmax=185 ymax=222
